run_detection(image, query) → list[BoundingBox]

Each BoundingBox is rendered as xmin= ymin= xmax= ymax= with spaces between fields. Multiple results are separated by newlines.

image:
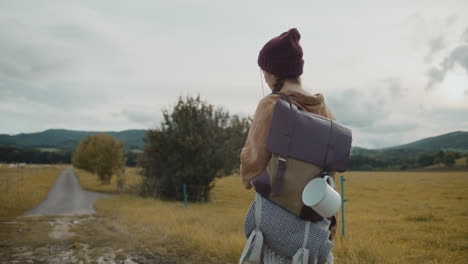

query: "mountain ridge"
xmin=0 ymin=129 xmax=145 ymax=151
xmin=351 ymin=131 xmax=468 ymax=157
xmin=1 ymin=129 xmax=467 ymax=155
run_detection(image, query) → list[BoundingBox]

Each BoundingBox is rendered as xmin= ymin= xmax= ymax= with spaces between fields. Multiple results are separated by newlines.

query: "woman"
xmin=239 ymin=28 xmax=336 ymax=264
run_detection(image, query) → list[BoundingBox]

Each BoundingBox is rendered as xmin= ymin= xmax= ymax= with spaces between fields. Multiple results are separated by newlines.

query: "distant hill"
xmin=1 ymin=129 xmax=467 ymax=157
xmin=351 ymin=131 xmax=468 ymax=157
xmin=0 ymin=129 xmax=145 ymax=151
xmin=387 ymin=131 xmax=468 ymax=153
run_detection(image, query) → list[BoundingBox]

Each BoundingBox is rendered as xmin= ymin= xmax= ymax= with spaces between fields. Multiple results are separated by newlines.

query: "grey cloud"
xmin=365 ymin=121 xmax=418 ymax=134
xmin=424 ymin=36 xmax=445 ymax=63
xmin=352 ymin=105 xmax=468 ymax=149
xmin=0 ymin=77 xmax=111 ymax=109
xmin=327 ymin=88 xmax=386 ymax=128
xmin=354 ymin=132 xmax=409 ymax=149
xmin=426 ymin=44 xmax=468 ymax=89
xmin=327 ymin=78 xmax=404 ymax=129
xmin=0 ymin=41 xmax=70 ymax=82
xmin=351 ymin=122 xmax=422 ymax=149
xmin=0 ymin=15 xmax=122 ymax=83
xmin=48 ymin=24 xmax=100 ymax=41
xmin=0 ymin=13 xmax=128 ymax=110
xmin=121 ymin=109 xmax=160 ymax=126
xmin=326 ymin=77 xmax=419 ymax=144
xmin=441 ymin=45 xmax=468 ymax=71
xmin=462 ymin=28 xmax=468 ymax=43
xmin=0 ymin=19 xmax=73 ymax=81
xmin=425 ymin=67 xmax=445 ymax=89
xmin=445 ymin=15 xmax=458 ymax=26
xmin=386 ymin=77 xmax=402 ymax=98
xmin=428 ymin=107 xmax=468 ymax=124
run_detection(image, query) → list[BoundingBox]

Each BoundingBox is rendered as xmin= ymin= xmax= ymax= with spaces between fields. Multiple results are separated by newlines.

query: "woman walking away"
xmin=239 ymin=28 xmax=338 ymax=264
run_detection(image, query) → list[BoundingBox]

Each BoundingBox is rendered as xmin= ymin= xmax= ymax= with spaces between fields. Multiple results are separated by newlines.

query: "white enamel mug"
xmin=302 ymin=175 xmax=341 ymax=218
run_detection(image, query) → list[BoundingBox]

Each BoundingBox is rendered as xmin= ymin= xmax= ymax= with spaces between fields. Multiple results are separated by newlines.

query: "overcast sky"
xmin=1 ymin=0 xmax=467 ymax=148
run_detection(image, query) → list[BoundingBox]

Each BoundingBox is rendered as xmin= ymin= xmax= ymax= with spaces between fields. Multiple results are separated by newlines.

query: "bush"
xmin=139 ymin=96 xmax=250 ymax=201
xmin=72 ymin=134 xmax=126 ymax=184
xmin=443 ymin=152 xmax=456 ymax=167
xmin=417 ymin=153 xmax=435 ymax=167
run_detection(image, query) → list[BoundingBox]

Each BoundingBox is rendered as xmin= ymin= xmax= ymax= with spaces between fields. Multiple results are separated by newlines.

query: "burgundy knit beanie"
xmin=258 ymin=28 xmax=304 ymax=77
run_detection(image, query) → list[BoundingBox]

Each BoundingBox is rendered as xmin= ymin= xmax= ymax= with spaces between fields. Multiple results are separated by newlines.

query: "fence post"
xmin=153 ymin=186 xmax=158 ymax=199
xmin=340 ymin=175 xmax=346 ymax=237
xmin=183 ymin=184 xmax=188 ymax=208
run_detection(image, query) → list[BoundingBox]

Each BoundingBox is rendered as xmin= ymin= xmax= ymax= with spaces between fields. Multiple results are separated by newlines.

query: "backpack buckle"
xmin=273 ymin=156 xmax=287 ymax=196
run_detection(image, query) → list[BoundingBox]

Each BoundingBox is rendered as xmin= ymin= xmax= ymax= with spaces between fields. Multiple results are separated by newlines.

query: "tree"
xmin=218 ymin=114 xmax=251 ymax=176
xmin=434 ymin=150 xmax=445 ymax=164
xmin=417 ymin=153 xmax=435 ymax=167
xmin=140 ymin=96 xmax=250 ymax=201
xmin=0 ymin=145 xmax=71 ymax=164
xmin=443 ymin=152 xmax=456 ymax=167
xmin=72 ymin=134 xmax=126 ymax=184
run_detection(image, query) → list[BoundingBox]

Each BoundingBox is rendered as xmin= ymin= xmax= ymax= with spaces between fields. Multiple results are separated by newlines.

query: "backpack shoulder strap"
xmin=271 ymin=91 xmax=291 ymax=102
xmin=272 ymin=91 xmax=308 ymax=111
xmin=271 ymin=92 xmax=293 ymax=109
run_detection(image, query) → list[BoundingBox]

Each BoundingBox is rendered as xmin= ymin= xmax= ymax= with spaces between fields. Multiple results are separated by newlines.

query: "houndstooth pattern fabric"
xmin=262 ymin=245 xmax=334 ymax=264
xmin=263 ymin=245 xmax=291 ymax=264
xmin=244 ymin=195 xmax=333 ymax=264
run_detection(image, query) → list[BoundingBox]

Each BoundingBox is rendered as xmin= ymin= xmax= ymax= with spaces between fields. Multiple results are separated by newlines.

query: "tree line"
xmin=0 ymin=145 xmax=71 ymax=164
xmin=0 ymin=145 xmax=140 ymax=167
xmin=350 ymin=150 xmax=465 ymax=171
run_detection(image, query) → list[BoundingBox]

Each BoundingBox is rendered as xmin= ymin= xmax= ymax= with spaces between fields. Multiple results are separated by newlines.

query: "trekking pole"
xmin=340 ymin=175 xmax=346 ymax=237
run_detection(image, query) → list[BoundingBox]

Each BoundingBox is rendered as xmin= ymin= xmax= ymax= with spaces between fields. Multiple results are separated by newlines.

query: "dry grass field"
xmin=94 ymin=171 xmax=468 ymax=264
xmin=426 ymin=157 xmax=468 ymax=169
xmin=74 ymin=167 xmax=143 ymax=194
xmin=335 ymin=171 xmax=467 ymax=264
xmin=456 ymin=157 xmax=468 ymax=166
xmin=0 ymin=165 xmax=64 ymax=219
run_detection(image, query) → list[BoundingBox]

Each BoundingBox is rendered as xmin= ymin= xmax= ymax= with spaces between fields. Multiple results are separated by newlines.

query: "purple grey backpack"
xmin=240 ymin=93 xmax=351 ymax=263
xmin=251 ymin=92 xmax=352 ymax=219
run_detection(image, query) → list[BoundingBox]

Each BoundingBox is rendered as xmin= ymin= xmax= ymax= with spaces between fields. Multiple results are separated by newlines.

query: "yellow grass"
xmin=427 ymin=157 xmax=467 ymax=169
xmin=333 ymin=171 xmax=467 ymax=264
xmin=95 ymin=176 xmax=252 ymax=263
xmin=95 ymin=171 xmax=468 ymax=263
xmin=455 ymin=157 xmax=467 ymax=166
xmin=74 ymin=167 xmax=143 ymax=193
xmin=0 ymin=165 xmax=64 ymax=219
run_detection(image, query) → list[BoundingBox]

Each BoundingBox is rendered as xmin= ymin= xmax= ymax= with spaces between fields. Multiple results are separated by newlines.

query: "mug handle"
xmin=323 ymin=175 xmax=335 ymax=189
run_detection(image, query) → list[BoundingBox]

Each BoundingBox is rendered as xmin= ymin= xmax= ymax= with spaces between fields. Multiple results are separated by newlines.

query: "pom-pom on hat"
xmin=258 ymin=28 xmax=304 ymax=77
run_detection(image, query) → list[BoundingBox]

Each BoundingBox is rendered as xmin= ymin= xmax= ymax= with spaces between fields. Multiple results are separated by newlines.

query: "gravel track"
xmin=26 ymin=167 xmax=108 ymax=216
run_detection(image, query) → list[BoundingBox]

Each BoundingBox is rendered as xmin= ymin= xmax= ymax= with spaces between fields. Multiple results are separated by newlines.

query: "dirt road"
xmin=26 ymin=167 xmax=107 ymax=216
xmin=0 ymin=168 xmax=178 ymax=264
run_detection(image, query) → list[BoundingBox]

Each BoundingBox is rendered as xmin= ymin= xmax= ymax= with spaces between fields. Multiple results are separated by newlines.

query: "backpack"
xmin=251 ymin=92 xmax=352 ymax=220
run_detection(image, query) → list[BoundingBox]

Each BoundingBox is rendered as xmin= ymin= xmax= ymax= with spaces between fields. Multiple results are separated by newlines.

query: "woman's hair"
xmin=273 ymin=76 xmax=301 ymax=92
